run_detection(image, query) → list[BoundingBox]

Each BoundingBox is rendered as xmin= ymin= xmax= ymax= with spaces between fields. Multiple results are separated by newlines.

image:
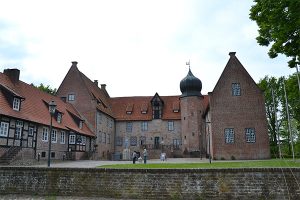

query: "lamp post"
xmin=206 ymin=121 xmax=211 ymax=164
xmin=48 ymin=100 xmax=56 ymax=167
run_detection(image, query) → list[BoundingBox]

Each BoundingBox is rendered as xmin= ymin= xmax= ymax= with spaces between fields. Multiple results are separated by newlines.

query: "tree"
xmin=258 ymin=76 xmax=282 ymax=157
xmin=31 ymin=83 xmax=57 ymax=95
xmin=250 ymin=0 xmax=300 ymax=68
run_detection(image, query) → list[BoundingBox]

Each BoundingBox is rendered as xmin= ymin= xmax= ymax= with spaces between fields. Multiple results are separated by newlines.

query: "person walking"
xmin=143 ymin=148 xmax=148 ymax=164
xmin=132 ymin=151 xmax=137 ymax=164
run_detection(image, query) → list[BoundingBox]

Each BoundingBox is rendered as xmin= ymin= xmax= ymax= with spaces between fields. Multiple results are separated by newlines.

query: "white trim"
xmin=0 ymin=122 xmax=9 ymax=137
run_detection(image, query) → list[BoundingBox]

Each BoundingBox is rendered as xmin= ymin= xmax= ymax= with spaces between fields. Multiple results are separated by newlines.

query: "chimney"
xmin=229 ymin=52 xmax=236 ymax=57
xmin=71 ymin=61 xmax=78 ymax=67
xmin=94 ymin=80 xmax=98 ymax=86
xmin=3 ymin=68 xmax=20 ymax=83
xmin=101 ymin=84 xmax=106 ymax=90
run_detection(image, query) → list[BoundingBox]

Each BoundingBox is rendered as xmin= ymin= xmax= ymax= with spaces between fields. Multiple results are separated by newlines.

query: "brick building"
xmin=57 ymin=52 xmax=270 ymax=160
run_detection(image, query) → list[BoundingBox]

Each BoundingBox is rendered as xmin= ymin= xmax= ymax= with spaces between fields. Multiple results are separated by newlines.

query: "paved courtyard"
xmin=29 ymin=158 xmax=209 ymax=168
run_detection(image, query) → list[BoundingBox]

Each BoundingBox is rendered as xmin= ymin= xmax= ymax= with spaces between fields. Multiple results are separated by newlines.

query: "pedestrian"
xmin=132 ymin=151 xmax=137 ymax=164
xmin=143 ymin=148 xmax=148 ymax=164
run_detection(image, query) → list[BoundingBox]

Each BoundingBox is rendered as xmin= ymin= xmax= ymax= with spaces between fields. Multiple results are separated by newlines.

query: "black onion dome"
xmin=180 ymin=68 xmax=202 ymax=97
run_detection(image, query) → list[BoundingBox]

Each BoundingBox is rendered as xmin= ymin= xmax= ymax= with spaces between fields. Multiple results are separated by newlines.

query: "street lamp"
xmin=48 ymin=100 xmax=56 ymax=167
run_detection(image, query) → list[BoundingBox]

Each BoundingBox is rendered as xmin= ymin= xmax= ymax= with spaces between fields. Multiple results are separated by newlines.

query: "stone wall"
xmin=0 ymin=167 xmax=299 ymax=199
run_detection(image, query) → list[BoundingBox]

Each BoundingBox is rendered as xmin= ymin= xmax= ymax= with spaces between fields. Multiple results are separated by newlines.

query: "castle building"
xmin=56 ymin=52 xmax=270 ymax=160
xmin=0 ymin=52 xmax=270 ymax=163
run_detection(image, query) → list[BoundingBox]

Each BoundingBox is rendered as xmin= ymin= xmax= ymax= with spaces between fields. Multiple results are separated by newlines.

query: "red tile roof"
xmin=0 ymin=70 xmax=94 ymax=137
xmin=110 ymin=95 xmax=182 ymax=121
xmin=78 ymin=68 xmax=114 ymax=118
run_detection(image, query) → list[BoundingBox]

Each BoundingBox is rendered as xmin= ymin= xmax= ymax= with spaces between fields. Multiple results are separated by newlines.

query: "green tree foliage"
xmin=31 ymin=83 xmax=57 ymax=95
xmin=258 ymin=74 xmax=300 ymax=158
xmin=250 ymin=0 xmax=300 ymax=68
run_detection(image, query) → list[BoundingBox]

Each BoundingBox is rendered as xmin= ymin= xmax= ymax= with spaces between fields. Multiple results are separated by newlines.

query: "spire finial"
xmin=186 ymin=60 xmax=190 ymax=69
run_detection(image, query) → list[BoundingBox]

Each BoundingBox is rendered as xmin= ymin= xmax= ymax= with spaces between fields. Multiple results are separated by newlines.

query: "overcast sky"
xmin=0 ymin=0 xmax=295 ymax=97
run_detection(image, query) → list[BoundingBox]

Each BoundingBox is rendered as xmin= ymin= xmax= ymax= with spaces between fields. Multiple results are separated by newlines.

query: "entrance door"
xmin=154 ymin=137 xmax=160 ymax=149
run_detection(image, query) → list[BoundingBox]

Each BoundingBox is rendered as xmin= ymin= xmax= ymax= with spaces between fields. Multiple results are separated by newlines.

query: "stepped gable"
xmin=0 ymin=70 xmax=94 ymax=137
xmin=110 ymin=95 xmax=181 ymax=121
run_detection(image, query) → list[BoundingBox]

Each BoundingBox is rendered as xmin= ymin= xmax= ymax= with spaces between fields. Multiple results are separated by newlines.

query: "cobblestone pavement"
xmin=0 ymin=195 xmax=135 ymax=200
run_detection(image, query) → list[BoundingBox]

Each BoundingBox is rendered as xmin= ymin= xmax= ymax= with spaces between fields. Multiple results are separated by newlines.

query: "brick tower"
xmin=180 ymin=67 xmax=205 ymax=156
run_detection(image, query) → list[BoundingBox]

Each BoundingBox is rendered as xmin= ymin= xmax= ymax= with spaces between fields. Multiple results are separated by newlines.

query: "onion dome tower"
xmin=179 ymin=64 xmax=204 ymax=156
xmin=180 ymin=68 xmax=202 ymax=97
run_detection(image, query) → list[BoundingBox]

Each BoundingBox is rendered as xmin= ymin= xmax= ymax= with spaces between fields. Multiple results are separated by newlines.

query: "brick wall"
xmin=0 ymin=167 xmax=299 ymax=199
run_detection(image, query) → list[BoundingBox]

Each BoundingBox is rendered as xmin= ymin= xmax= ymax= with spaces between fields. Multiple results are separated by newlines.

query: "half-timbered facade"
xmin=0 ymin=69 xmax=94 ymax=163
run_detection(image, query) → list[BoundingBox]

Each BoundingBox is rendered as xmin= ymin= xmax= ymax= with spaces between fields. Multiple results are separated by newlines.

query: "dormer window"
xmin=13 ymin=98 xmax=20 ymax=111
xmin=151 ymin=93 xmax=164 ymax=119
xmin=126 ymin=104 xmax=133 ymax=115
xmin=57 ymin=113 xmax=62 ymax=123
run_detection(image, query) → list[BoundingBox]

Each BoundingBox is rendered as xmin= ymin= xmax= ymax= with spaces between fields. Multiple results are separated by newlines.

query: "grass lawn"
xmin=98 ymin=159 xmax=300 ymax=169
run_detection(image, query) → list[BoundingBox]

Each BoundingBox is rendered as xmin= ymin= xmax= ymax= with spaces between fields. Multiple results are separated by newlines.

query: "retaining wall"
xmin=0 ymin=167 xmax=299 ymax=199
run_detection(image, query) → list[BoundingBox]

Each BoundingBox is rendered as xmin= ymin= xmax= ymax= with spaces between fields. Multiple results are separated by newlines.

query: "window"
xmin=130 ymin=136 xmax=137 ymax=146
xmin=141 ymin=121 xmax=148 ymax=131
xmin=60 ymin=131 xmax=65 ymax=144
xmin=68 ymin=94 xmax=75 ymax=101
xmin=140 ymin=136 xmax=146 ymax=146
xmin=15 ymin=121 xmax=23 ymax=140
xmin=107 ymin=134 xmax=110 ymax=144
xmin=173 ymin=139 xmax=181 ymax=149
xmin=232 ymin=83 xmax=241 ymax=96
xmin=51 ymin=152 xmax=55 ymax=158
xmin=0 ymin=122 xmax=9 ymax=137
xmin=97 ymin=112 xmax=102 ymax=124
xmin=168 ymin=121 xmax=174 ymax=131
xmin=69 ymin=135 xmax=75 ymax=144
xmin=28 ymin=127 xmax=34 ymax=136
xmin=42 ymin=127 xmax=48 ymax=141
xmin=51 ymin=129 xmax=57 ymax=143
xmin=116 ymin=137 xmax=123 ymax=146
xmin=103 ymin=133 xmax=106 ymax=143
xmin=41 ymin=152 xmax=46 ymax=157
xmin=98 ymin=131 xmax=102 ymax=143
xmin=225 ymin=128 xmax=234 ymax=144
xmin=57 ymin=113 xmax=62 ymax=123
xmin=79 ymin=121 xmax=83 ymax=129
xmin=81 ymin=136 xmax=86 ymax=145
xmin=13 ymin=98 xmax=20 ymax=111
xmin=126 ymin=122 xmax=133 ymax=133
xmin=245 ymin=128 xmax=256 ymax=143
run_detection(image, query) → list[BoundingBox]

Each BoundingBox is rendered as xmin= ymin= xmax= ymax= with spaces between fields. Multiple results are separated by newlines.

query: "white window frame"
xmin=69 ymin=135 xmax=76 ymax=144
xmin=42 ymin=127 xmax=48 ymax=142
xmin=0 ymin=122 xmax=9 ymax=137
xmin=68 ymin=94 xmax=75 ymax=101
xmin=232 ymin=83 xmax=241 ymax=96
xmin=79 ymin=121 xmax=83 ymax=129
xmin=168 ymin=121 xmax=174 ymax=131
xmin=13 ymin=98 xmax=20 ymax=111
xmin=245 ymin=128 xmax=256 ymax=143
xmin=57 ymin=113 xmax=62 ymax=123
xmin=60 ymin=131 xmax=65 ymax=144
xmin=28 ymin=127 xmax=34 ymax=136
xmin=51 ymin=129 xmax=57 ymax=143
xmin=141 ymin=121 xmax=148 ymax=131
xmin=225 ymin=128 xmax=234 ymax=144
xmin=126 ymin=122 xmax=133 ymax=133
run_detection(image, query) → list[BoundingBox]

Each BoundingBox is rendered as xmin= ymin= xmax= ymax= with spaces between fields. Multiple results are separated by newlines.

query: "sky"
xmin=0 ymin=0 xmax=295 ymax=97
